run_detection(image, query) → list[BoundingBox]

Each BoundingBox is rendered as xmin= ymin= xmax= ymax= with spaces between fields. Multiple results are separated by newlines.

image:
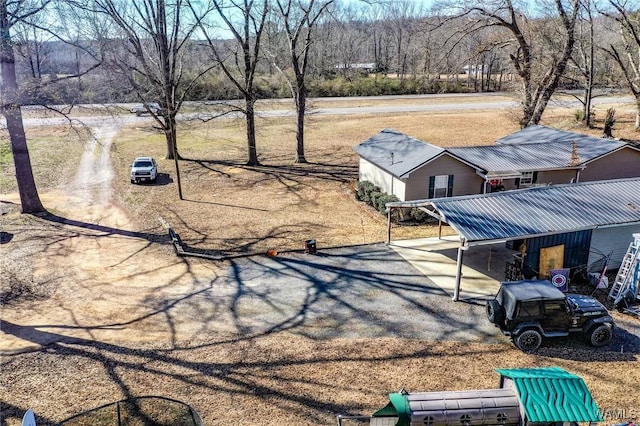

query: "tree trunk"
xmin=295 ymin=82 xmax=307 ymax=163
xmin=164 ymin=113 xmax=178 ymax=160
xmin=245 ymin=96 xmax=259 ymax=166
xmin=1 ymin=5 xmax=45 ymax=214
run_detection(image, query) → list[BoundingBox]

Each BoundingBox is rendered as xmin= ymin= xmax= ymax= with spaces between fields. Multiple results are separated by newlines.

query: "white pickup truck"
xmin=130 ymin=157 xmax=158 ymax=184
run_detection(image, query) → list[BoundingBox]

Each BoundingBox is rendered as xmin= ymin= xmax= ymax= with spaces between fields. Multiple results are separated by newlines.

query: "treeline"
xmin=24 ymin=70 xmax=486 ymax=105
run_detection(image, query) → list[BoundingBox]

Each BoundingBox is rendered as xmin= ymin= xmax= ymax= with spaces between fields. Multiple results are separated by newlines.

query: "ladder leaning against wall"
xmin=608 ymin=234 xmax=640 ymax=307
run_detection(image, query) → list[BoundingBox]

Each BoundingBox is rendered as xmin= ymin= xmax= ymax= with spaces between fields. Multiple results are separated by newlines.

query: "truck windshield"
xmin=134 ymin=161 xmax=153 ymax=168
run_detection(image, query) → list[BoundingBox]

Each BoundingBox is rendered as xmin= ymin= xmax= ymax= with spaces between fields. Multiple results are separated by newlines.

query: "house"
xmin=355 ymin=129 xmax=479 ymax=201
xmin=355 ymin=126 xmax=640 ymax=202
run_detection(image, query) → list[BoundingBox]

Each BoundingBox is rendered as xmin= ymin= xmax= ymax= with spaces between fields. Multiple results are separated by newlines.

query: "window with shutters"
xmin=429 ymin=174 xmax=453 ymax=198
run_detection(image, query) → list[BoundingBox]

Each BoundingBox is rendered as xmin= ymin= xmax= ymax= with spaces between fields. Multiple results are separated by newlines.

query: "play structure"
xmin=337 ymin=367 xmax=603 ymax=426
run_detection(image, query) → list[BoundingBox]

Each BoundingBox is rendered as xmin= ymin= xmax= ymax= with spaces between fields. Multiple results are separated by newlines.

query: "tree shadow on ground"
xmin=182 ymin=157 xmax=357 ymax=185
xmin=0 ymin=318 xmax=507 ymax=426
xmin=39 ymin=211 xmax=164 ymax=243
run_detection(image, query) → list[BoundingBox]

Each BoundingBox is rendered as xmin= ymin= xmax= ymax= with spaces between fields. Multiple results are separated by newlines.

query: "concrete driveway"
xmin=390 ymin=235 xmax=514 ymax=301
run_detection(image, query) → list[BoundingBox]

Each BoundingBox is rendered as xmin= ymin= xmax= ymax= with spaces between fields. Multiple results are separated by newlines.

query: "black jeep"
xmin=487 ymin=280 xmax=615 ymax=352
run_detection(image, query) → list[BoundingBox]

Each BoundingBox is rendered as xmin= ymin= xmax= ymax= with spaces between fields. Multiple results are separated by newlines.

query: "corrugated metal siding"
xmin=430 ymin=178 xmax=640 ymax=243
xmin=523 ymin=231 xmax=592 ymax=276
xmin=589 ymin=224 xmax=640 ymax=269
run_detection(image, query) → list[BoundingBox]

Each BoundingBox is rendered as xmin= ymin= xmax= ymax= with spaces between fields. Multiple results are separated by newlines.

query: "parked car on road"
xmin=487 ymin=280 xmax=615 ymax=352
xmin=130 ymin=157 xmax=158 ymax=184
xmin=129 ymin=102 xmax=162 ymax=116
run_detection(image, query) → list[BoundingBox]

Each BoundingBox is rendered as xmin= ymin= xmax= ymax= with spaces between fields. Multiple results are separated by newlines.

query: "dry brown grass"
xmin=2 ymin=96 xmax=640 ymax=426
xmin=111 ymin=100 xmax=640 ymax=254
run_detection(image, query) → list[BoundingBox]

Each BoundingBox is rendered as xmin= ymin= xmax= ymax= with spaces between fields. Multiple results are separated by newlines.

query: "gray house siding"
xmin=536 ymin=170 xmax=577 ymax=186
xmin=589 ymin=224 xmax=640 ymax=270
xmin=404 ymin=154 xmax=482 ymax=200
xmin=579 ymin=147 xmax=640 ymax=182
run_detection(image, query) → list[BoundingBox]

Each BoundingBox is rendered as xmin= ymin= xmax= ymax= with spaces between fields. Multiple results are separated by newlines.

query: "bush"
xmin=356 ymin=180 xmax=374 ymax=201
xmin=357 ymin=181 xmax=380 ymax=203
xmin=369 ymin=191 xmax=382 ymax=208
xmin=410 ymin=207 xmax=431 ymax=223
xmin=376 ymin=193 xmax=400 ymax=214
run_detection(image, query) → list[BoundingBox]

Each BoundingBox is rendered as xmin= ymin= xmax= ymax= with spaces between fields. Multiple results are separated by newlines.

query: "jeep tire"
xmin=587 ymin=323 xmax=613 ymax=347
xmin=514 ymin=329 xmax=542 ymax=352
xmin=486 ymin=300 xmax=503 ymax=324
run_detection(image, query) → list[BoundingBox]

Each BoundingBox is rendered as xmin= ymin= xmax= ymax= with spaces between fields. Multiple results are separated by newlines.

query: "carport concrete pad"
xmin=390 ymin=236 xmax=505 ymax=300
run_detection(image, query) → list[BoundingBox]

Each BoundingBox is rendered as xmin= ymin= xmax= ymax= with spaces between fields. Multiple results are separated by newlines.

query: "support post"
xmin=386 ymin=208 xmax=391 ymax=244
xmin=438 ymin=219 xmax=442 ymax=239
xmin=453 ymin=241 xmax=467 ymax=301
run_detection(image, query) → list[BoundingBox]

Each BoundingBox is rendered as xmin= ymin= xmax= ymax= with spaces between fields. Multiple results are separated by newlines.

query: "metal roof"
xmin=354 ymin=128 xmax=445 ymax=178
xmin=497 ymin=367 xmax=603 ymax=423
xmin=496 ymin=124 xmax=603 ymax=145
xmin=430 ymin=177 xmax=640 ymax=244
xmin=447 ymin=137 xmax=626 ymax=173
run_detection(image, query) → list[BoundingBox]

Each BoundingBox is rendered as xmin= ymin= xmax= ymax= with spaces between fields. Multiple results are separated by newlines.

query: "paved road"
xmin=12 ymin=93 xmax=637 ymax=127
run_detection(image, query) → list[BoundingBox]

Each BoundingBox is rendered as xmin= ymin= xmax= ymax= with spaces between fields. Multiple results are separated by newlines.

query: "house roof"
xmin=497 ymin=367 xmax=603 ymax=423
xmin=356 ymin=127 xmax=635 ymax=179
xmin=354 ymin=128 xmax=445 ymax=178
xmin=429 ymin=177 xmax=640 ymax=244
xmin=447 ymin=137 xmax=627 ymax=173
xmin=496 ymin=124 xmax=601 ymax=145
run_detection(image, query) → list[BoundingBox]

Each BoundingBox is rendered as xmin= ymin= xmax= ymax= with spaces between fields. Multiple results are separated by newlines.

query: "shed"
xmin=369 ymin=367 xmax=602 ymax=426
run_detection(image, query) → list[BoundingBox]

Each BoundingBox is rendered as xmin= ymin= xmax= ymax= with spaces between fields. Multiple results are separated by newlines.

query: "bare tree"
xmin=193 ymin=0 xmax=269 ymax=166
xmin=273 ymin=0 xmax=335 ymax=163
xmin=1 ymin=0 xmax=46 ymax=213
xmin=442 ymin=0 xmax=579 ymax=127
xmin=599 ymin=0 xmax=640 ymax=129
xmin=76 ymin=0 xmax=215 ymax=199
xmin=12 ymin=15 xmax=52 ymax=80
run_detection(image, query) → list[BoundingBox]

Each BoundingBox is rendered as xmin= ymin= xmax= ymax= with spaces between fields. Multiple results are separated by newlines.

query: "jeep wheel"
xmin=587 ymin=324 xmax=613 ymax=347
xmin=486 ymin=300 xmax=503 ymax=324
xmin=514 ymin=330 xmax=542 ymax=352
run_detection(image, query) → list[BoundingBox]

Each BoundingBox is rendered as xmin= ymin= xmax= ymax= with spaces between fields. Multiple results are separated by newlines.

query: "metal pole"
xmin=453 ymin=240 xmax=467 ymax=301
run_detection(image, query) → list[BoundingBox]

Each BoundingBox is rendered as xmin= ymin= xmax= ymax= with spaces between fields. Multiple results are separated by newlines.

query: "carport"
xmin=386 ymin=178 xmax=640 ymax=301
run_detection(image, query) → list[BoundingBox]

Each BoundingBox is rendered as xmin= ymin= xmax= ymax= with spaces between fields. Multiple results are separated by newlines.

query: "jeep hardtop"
xmin=487 ymin=280 xmax=614 ymax=352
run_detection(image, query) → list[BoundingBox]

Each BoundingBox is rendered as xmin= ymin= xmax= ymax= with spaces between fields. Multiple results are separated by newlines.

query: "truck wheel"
xmin=486 ymin=300 xmax=503 ymax=324
xmin=514 ymin=329 xmax=542 ymax=352
xmin=587 ymin=324 xmax=612 ymax=347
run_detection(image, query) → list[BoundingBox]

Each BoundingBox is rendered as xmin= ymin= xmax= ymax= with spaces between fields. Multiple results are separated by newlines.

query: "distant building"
xmin=334 ymin=63 xmax=376 ymax=71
